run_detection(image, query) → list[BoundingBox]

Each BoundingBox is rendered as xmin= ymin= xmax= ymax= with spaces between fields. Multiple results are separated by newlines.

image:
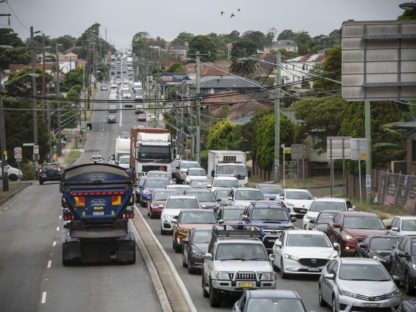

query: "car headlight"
xmin=343 ymin=234 xmax=353 ymax=240
xmin=412 ymin=263 xmax=416 ymax=270
xmin=191 ymin=248 xmax=205 ymax=257
xmin=260 ymin=272 xmax=275 ymax=280
xmin=284 ymin=253 xmax=299 ymax=261
xmin=214 ymin=271 xmax=230 ymax=280
xmin=340 ymin=289 xmax=361 ymax=299
xmin=143 ymin=189 xmax=151 ymax=195
xmin=286 ymin=203 xmax=294 ymax=208
xmin=162 ymin=215 xmax=173 ymax=221
xmin=329 ymin=252 xmax=338 ymax=260
xmin=388 ymin=289 xmax=401 ymax=297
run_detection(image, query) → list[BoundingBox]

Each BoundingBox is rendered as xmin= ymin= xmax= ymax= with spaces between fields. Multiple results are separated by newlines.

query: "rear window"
xmin=165 ymin=198 xmax=199 ymax=209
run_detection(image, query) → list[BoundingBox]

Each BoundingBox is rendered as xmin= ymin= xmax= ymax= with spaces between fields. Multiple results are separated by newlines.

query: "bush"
xmin=21 ymin=161 xmax=36 ymax=180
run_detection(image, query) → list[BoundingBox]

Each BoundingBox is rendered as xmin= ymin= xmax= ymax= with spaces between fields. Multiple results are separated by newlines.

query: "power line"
xmin=6 ymin=1 xmax=29 ymax=31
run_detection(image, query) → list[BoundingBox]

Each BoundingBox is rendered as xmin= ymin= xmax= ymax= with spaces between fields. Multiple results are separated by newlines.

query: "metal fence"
xmin=376 ymin=171 xmax=416 ymax=213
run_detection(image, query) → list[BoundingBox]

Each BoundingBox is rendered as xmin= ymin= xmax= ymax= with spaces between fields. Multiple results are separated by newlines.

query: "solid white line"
xmin=41 ymin=291 xmax=47 ymax=304
xmin=47 ymin=260 xmax=52 ymax=269
xmin=52 ymin=241 xmax=56 ymax=247
xmin=59 ymin=215 xmax=62 ymax=220
xmin=134 ymin=205 xmax=197 ymax=312
xmin=56 ymin=226 xmax=60 ymax=231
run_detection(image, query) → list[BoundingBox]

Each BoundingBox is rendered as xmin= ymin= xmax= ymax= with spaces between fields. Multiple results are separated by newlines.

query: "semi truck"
xmin=130 ymin=128 xmax=172 ymax=178
xmin=60 ymin=163 xmax=136 ymax=265
xmin=207 ymin=150 xmax=248 ymax=187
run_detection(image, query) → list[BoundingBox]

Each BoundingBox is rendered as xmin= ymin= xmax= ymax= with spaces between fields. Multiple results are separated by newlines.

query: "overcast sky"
xmin=2 ymin=0 xmax=405 ymax=49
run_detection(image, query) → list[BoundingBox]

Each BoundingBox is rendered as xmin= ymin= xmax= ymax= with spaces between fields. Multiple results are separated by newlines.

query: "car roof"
xmin=256 ymin=183 xmax=282 ymax=187
xmin=180 ymin=209 xmax=212 ymax=214
xmin=340 ymin=257 xmax=381 ymax=265
xmin=213 ymin=177 xmax=238 ymax=181
xmin=287 ymin=229 xmax=326 ymax=235
xmin=337 ymin=211 xmax=378 ymax=217
xmin=247 ymin=289 xmax=301 ymax=299
xmin=168 ymin=195 xmax=197 ymax=200
xmin=250 ymin=201 xmax=285 ymax=208
xmin=186 ymin=189 xmax=211 ymax=193
xmin=397 ymin=216 xmax=416 ymax=220
xmin=219 ymin=239 xmax=263 ymax=245
xmin=284 ymin=188 xmax=310 ymax=192
xmin=235 ymin=187 xmax=260 ymax=191
xmin=313 ymin=198 xmax=347 ymax=203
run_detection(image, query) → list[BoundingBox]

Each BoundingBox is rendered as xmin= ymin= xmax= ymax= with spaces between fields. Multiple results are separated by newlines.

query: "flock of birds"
xmin=220 ymin=8 xmax=240 ymax=18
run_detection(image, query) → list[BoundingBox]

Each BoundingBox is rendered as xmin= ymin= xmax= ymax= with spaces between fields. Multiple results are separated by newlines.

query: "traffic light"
xmin=87 ymin=123 xmax=92 ymax=131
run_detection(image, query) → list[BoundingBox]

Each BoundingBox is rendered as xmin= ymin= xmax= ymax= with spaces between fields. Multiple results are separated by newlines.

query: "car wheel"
xmin=39 ymin=179 xmax=43 ymax=185
xmin=209 ymin=280 xmax=221 ymax=307
xmin=332 ymin=296 xmax=338 ymax=312
xmin=173 ymin=235 xmax=181 ymax=253
xmin=405 ymin=273 xmax=415 ymax=296
xmin=148 ymin=208 xmax=153 ymax=218
xmin=160 ymin=228 xmax=167 ymax=235
xmin=9 ymin=173 xmax=18 ymax=181
xmin=318 ymin=287 xmax=326 ymax=307
xmin=182 ymin=250 xmax=188 ymax=268
xmin=202 ymin=273 xmax=209 ymax=298
xmin=280 ymin=257 xmax=287 ymax=279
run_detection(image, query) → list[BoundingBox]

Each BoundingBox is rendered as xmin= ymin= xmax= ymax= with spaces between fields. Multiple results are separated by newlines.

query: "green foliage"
xmin=0 ymin=28 xmax=30 ymax=70
xmin=5 ymin=66 xmax=53 ymax=97
xmin=167 ymin=63 xmax=186 ymax=73
xmin=207 ymin=119 xmax=236 ymax=149
xmin=67 ymin=85 xmax=81 ymax=101
xmin=188 ymin=35 xmax=217 ymax=62
xmin=63 ymin=68 xmax=83 ymax=91
xmin=241 ymin=31 xmax=267 ymax=50
xmin=230 ymin=39 xmax=257 ymax=75
xmin=21 ymin=161 xmax=36 ymax=180
xmin=312 ymin=44 xmax=341 ymax=91
xmin=171 ymin=32 xmax=194 ymax=47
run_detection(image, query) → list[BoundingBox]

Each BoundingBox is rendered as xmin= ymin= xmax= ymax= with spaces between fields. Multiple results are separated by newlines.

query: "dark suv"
xmin=39 ymin=163 xmax=63 ymax=184
xmin=390 ymin=235 xmax=416 ymax=295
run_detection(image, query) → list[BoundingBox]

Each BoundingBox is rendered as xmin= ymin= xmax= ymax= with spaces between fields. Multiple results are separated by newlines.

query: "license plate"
xmin=308 ymin=268 xmax=321 ymax=272
xmin=361 ymin=303 xmax=381 ymax=308
xmin=93 ymin=211 xmax=104 ymax=216
xmin=238 ymin=281 xmax=253 ymax=288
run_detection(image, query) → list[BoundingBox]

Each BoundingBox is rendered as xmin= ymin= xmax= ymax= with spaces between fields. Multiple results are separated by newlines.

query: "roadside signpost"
xmin=14 ymin=147 xmax=22 ymax=163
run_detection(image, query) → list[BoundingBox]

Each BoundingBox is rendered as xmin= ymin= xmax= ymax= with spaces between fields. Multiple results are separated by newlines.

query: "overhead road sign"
xmin=342 ymin=20 xmax=416 ymax=101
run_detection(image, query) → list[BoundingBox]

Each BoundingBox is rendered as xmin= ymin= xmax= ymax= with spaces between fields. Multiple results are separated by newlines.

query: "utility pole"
xmin=274 ymin=50 xmax=281 ymax=183
xmin=0 ymin=72 xmax=8 ymax=191
xmin=195 ymin=51 xmax=201 ymax=163
xmin=30 ymin=26 xmax=39 ymax=165
xmin=365 ymin=101 xmax=372 ymax=203
xmin=41 ymin=34 xmax=46 ymax=123
xmin=55 ymin=43 xmax=62 ymax=157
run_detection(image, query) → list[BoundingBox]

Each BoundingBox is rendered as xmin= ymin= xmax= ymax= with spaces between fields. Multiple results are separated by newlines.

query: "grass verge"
xmin=353 ymin=200 xmax=414 ymax=220
xmin=65 ymin=151 xmax=81 ymax=166
xmin=248 ymin=175 xmax=344 ymax=188
xmin=0 ymin=183 xmax=27 ymax=202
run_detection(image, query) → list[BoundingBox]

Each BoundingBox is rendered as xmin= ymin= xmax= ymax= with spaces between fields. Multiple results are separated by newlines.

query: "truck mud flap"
xmin=62 ymin=241 xmax=82 ymax=266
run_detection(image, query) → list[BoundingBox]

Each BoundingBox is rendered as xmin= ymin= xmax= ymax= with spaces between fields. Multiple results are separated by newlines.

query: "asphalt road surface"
xmin=0 ymin=78 xmax=160 ymax=312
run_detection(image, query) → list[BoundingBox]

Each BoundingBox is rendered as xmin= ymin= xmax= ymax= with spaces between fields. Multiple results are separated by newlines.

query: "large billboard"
xmin=342 ymin=20 xmax=416 ymax=101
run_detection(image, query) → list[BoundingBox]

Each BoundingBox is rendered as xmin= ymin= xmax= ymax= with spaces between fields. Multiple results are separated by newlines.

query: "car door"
xmin=321 ymin=259 xmax=338 ymax=303
xmin=391 ymin=217 xmax=400 ymax=233
xmin=399 ymin=237 xmax=411 ymax=279
xmin=328 ymin=213 xmax=342 ymax=245
xmin=394 ymin=237 xmax=407 ymax=279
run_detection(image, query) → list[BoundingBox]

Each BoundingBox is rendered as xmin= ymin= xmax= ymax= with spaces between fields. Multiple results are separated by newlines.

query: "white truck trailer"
xmin=207 ymin=150 xmax=248 ymax=187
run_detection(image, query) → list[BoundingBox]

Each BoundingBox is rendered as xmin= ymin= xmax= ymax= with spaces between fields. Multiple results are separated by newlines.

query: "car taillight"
xmin=123 ymin=213 xmax=134 ymax=219
xmin=39 ymin=169 xmax=43 ymax=173
xmin=74 ymin=196 xmax=85 ymax=206
xmin=112 ymin=196 xmax=121 ymax=205
xmin=57 ymin=168 xmax=61 ymax=172
xmin=63 ymin=215 xmax=72 ymax=221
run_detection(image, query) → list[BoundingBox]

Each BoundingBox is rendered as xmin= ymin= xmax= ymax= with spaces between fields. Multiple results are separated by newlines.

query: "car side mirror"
xmin=111 ymin=154 xmax=115 ymax=160
xmin=269 ymin=254 xmax=275 ymax=261
xmin=242 ymin=215 xmax=249 ymax=221
xmin=324 ymin=273 xmax=335 ymax=280
xmin=333 ymin=242 xmax=340 ymax=251
xmin=309 ymin=219 xmax=315 ymax=224
xmin=204 ymin=253 xmax=212 ymax=260
xmin=290 ymin=216 xmax=297 ymax=222
xmin=176 ymin=166 xmax=180 ymax=169
xmin=391 ymin=227 xmax=399 ymax=232
xmin=171 ymin=219 xmax=177 ymax=224
xmin=218 ymin=219 xmax=224 ymax=224
xmin=216 ymin=198 xmax=222 ymax=202
xmin=274 ymin=240 xmax=282 ymax=249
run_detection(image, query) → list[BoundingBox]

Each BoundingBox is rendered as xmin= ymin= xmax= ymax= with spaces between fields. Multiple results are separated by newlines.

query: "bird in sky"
xmin=220 ymin=11 xmax=224 ymax=16
xmin=230 ymin=13 xmax=235 ymax=18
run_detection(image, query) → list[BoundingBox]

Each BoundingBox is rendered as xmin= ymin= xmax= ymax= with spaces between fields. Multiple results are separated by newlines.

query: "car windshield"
xmin=119 ymin=156 xmax=129 ymax=164
xmin=412 ymin=241 xmax=416 ymax=256
xmin=138 ymin=145 xmax=170 ymax=161
xmin=188 ymin=168 xmax=205 ymax=176
xmin=286 ymin=234 xmax=332 ymax=248
xmin=188 ymin=192 xmax=215 ymax=202
xmin=193 ymin=230 xmax=212 ymax=243
xmin=285 ymin=191 xmax=312 ymax=200
xmin=181 ymin=211 xmax=216 ymax=224
xmin=147 ymin=171 xmax=169 ymax=178
xmin=153 ymin=191 xmax=182 ymax=201
xmin=235 ymin=190 xmax=264 ymax=201
xmin=191 ymin=181 xmax=210 ymax=188
xmin=257 ymin=185 xmax=283 ymax=194
xmin=317 ymin=212 xmax=336 ymax=224
xmin=402 ymin=219 xmax=416 ymax=231
xmin=369 ymin=237 xmax=400 ymax=251
xmin=310 ymin=201 xmax=346 ymax=212
xmin=339 ymin=263 xmax=391 ymax=281
xmin=181 ymin=162 xmax=200 ymax=169
xmin=215 ymin=189 xmax=232 ymax=199
xmin=252 ymin=208 xmax=289 ymax=221
xmin=343 ymin=216 xmax=385 ymax=230
xmin=165 ymin=198 xmax=199 ymax=209
xmin=215 ymin=243 xmax=267 ymax=261
xmin=213 ymin=179 xmax=238 ymax=188
xmin=216 ymin=164 xmax=247 ymax=176
xmin=246 ymin=298 xmax=306 ymax=312
xmin=143 ymin=179 xmax=169 ymax=188
xmin=223 ymin=209 xmax=245 ymax=220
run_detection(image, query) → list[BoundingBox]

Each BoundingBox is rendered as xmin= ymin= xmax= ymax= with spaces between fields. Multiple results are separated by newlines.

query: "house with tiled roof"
xmin=184 ymin=60 xmax=231 ymax=80
xmin=281 ymin=52 xmax=327 ymax=87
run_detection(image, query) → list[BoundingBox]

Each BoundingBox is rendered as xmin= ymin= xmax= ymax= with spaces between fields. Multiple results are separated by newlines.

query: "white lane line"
xmin=52 ymin=241 xmax=56 ymax=247
xmin=47 ymin=260 xmax=52 ymax=269
xmin=41 ymin=291 xmax=47 ymax=304
xmin=56 ymin=226 xmax=60 ymax=232
xmin=59 ymin=215 xmax=62 ymax=220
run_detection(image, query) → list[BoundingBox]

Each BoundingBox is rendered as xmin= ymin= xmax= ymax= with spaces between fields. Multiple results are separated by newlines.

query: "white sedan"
xmin=271 ymin=230 xmax=339 ymax=278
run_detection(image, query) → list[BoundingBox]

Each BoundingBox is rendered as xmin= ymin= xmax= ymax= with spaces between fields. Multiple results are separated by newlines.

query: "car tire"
xmin=160 ymin=228 xmax=167 ymax=235
xmin=318 ymin=287 xmax=326 ymax=307
xmin=39 ymin=179 xmax=44 ymax=185
xmin=280 ymin=257 xmax=287 ymax=279
xmin=202 ymin=274 xmax=209 ymax=298
xmin=182 ymin=252 xmax=187 ymax=268
xmin=332 ymin=296 xmax=338 ymax=312
xmin=173 ymin=235 xmax=181 ymax=253
xmin=405 ymin=273 xmax=415 ymax=296
xmin=187 ymin=264 xmax=194 ymax=274
xmin=9 ymin=173 xmax=18 ymax=181
xmin=209 ymin=280 xmax=221 ymax=307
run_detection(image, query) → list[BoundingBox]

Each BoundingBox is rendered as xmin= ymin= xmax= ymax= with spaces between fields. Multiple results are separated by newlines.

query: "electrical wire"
xmin=6 ymin=1 xmax=29 ymax=31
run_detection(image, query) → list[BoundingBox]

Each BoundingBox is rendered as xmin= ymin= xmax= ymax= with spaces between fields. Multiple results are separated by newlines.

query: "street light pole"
xmin=55 ymin=43 xmax=62 ymax=157
xmin=195 ymin=51 xmax=201 ymax=163
xmin=274 ymin=50 xmax=281 ymax=183
xmin=30 ymin=26 xmax=39 ymax=166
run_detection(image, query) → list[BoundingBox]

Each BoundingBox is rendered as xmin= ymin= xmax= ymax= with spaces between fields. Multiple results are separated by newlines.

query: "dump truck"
xmin=130 ymin=128 xmax=172 ymax=179
xmin=60 ymin=163 xmax=136 ymax=265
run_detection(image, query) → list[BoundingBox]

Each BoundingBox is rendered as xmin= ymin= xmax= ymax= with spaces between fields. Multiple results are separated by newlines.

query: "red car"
xmin=147 ymin=189 xmax=183 ymax=219
xmin=327 ymin=211 xmax=388 ymax=256
xmin=137 ymin=113 xmax=146 ymax=122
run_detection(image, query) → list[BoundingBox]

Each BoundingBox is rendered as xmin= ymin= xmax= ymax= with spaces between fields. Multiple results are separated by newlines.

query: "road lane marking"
xmin=52 ymin=241 xmax=56 ymax=247
xmin=47 ymin=260 xmax=52 ymax=269
xmin=59 ymin=215 xmax=62 ymax=220
xmin=56 ymin=226 xmax=60 ymax=232
xmin=41 ymin=291 xmax=47 ymax=304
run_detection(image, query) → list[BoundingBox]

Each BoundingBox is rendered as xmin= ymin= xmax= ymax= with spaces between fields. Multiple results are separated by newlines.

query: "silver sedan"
xmin=318 ymin=257 xmax=401 ymax=312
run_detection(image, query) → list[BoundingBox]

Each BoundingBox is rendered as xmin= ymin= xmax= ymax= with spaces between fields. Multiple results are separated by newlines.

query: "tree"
xmin=0 ymin=28 xmax=30 ymax=70
xmin=167 ymin=63 xmax=185 ymax=73
xmin=171 ymin=32 xmax=194 ymax=47
xmin=278 ymin=29 xmax=296 ymax=40
xmin=227 ymin=30 xmax=240 ymax=42
xmin=241 ymin=31 xmax=267 ymax=50
xmin=312 ymin=44 xmax=341 ymax=90
xmin=187 ymin=35 xmax=216 ymax=62
xmin=63 ymin=68 xmax=83 ymax=91
xmin=398 ymin=8 xmax=416 ymax=20
xmin=5 ymin=66 xmax=53 ymax=97
xmin=230 ymin=39 xmax=257 ymax=75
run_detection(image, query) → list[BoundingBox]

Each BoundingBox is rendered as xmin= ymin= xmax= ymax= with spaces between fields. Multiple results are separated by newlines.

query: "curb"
xmin=133 ymin=205 xmax=197 ymax=312
xmin=0 ymin=181 xmax=32 ymax=207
